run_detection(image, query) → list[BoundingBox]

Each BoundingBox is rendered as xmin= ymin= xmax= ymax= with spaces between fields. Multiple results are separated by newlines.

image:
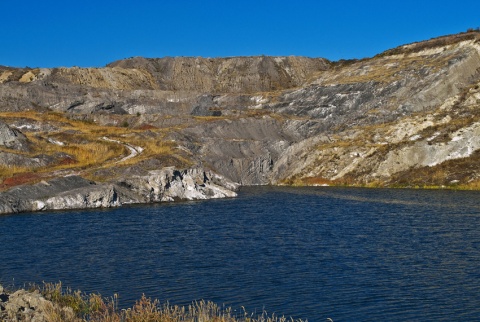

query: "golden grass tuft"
xmin=31 ymin=282 xmax=306 ymax=322
xmin=0 ymin=165 xmax=30 ymax=181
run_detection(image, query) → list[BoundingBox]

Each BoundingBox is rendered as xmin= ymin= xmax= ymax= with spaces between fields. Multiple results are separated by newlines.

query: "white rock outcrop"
xmin=118 ymin=167 xmax=238 ymax=203
xmin=375 ymin=122 xmax=480 ymax=177
xmin=0 ymin=167 xmax=238 ymax=215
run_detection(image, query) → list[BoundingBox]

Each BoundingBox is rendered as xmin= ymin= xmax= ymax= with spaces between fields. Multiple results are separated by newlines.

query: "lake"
xmin=1 ymin=186 xmax=480 ymax=321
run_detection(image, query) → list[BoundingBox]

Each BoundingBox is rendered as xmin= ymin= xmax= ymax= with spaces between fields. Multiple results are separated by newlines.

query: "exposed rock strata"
xmin=117 ymin=167 xmax=238 ymax=203
xmin=106 ymin=56 xmax=330 ymax=92
xmin=0 ymin=167 xmax=237 ymax=214
xmin=0 ymin=120 xmax=29 ymax=151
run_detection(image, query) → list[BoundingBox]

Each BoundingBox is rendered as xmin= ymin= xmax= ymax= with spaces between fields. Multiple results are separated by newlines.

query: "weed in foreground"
xmin=34 ymin=282 xmax=306 ymax=322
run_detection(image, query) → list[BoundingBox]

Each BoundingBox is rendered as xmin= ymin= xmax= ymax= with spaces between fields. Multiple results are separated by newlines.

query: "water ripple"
xmin=1 ymin=187 xmax=480 ymax=320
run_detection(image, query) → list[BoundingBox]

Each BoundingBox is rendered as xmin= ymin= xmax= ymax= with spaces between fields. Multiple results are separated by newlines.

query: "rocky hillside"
xmin=1 ymin=31 xmax=480 ymax=213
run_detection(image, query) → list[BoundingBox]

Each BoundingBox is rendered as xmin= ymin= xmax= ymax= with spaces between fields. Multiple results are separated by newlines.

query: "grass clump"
xmin=30 ymin=282 xmax=306 ymax=322
xmin=0 ymin=165 xmax=31 ymax=181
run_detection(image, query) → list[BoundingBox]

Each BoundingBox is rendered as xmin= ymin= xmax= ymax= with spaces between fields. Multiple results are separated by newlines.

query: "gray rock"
xmin=0 ymin=151 xmax=60 ymax=168
xmin=41 ymin=183 xmax=121 ymax=211
xmin=1 ymin=289 xmax=49 ymax=322
xmin=0 ymin=176 xmax=114 ymax=214
xmin=117 ymin=166 xmax=238 ymax=203
xmin=0 ymin=166 xmax=238 ymax=215
xmin=0 ymin=120 xmax=29 ymax=151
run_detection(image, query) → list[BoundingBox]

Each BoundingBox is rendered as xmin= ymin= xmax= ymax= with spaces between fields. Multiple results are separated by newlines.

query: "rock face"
xmin=0 ymin=56 xmax=329 ymax=115
xmin=107 ymin=56 xmax=330 ymax=93
xmin=0 ymin=176 xmax=117 ymax=214
xmin=375 ymin=122 xmax=480 ymax=177
xmin=1 ymin=31 xmax=480 ymax=214
xmin=0 ymin=167 xmax=237 ymax=214
xmin=0 ymin=120 xmax=29 ymax=151
xmin=118 ymin=167 xmax=238 ymax=202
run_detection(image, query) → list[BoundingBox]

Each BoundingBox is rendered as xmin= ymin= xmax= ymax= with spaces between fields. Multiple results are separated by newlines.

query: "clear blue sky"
xmin=1 ymin=0 xmax=479 ymax=68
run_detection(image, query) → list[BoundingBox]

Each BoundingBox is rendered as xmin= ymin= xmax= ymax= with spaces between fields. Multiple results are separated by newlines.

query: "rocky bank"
xmin=0 ymin=284 xmax=71 ymax=322
xmin=1 ymin=31 xmax=480 ymax=214
xmin=0 ymin=167 xmax=237 ymax=215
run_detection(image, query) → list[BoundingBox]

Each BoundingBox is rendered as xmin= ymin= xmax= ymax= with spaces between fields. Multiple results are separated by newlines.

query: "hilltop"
xmin=1 ymin=30 xmax=480 ymax=213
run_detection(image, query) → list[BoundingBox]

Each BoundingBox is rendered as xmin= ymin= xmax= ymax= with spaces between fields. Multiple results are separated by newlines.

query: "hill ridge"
xmin=1 ymin=30 xmax=480 ymax=213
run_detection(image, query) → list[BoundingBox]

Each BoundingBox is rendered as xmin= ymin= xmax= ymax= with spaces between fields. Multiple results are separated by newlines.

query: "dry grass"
xmin=31 ymin=283 xmax=306 ymax=322
xmin=314 ymin=49 xmax=462 ymax=85
xmin=308 ymin=31 xmax=476 ymax=86
xmin=0 ymin=164 xmax=30 ymax=179
xmin=457 ymin=179 xmax=480 ymax=190
xmin=193 ymin=115 xmax=229 ymax=122
xmin=0 ymin=111 xmax=179 ymax=185
xmin=377 ymin=31 xmax=480 ymax=57
xmin=387 ymin=150 xmax=480 ymax=189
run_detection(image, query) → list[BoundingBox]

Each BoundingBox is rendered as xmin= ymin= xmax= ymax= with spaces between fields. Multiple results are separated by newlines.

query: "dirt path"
xmin=0 ymin=137 xmax=145 ymax=190
xmin=102 ymin=136 xmax=144 ymax=163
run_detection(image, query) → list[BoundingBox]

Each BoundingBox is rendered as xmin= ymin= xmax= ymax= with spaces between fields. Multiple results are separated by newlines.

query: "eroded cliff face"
xmin=1 ymin=31 xmax=480 ymax=213
xmin=270 ymin=35 xmax=480 ymax=187
xmin=0 ymin=168 xmax=237 ymax=214
xmin=0 ymin=56 xmax=329 ymax=115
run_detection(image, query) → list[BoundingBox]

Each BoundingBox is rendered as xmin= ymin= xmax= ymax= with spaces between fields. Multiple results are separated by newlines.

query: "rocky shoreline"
xmin=0 ymin=167 xmax=238 ymax=215
xmin=0 ymin=284 xmax=66 ymax=322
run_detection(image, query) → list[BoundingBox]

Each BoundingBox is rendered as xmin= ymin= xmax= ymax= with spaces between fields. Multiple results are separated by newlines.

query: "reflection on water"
xmin=1 ymin=186 xmax=480 ymax=321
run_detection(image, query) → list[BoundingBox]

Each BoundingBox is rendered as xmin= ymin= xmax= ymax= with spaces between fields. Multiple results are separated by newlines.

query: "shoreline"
xmin=2 ymin=176 xmax=480 ymax=216
xmin=0 ymin=167 xmax=239 ymax=215
xmin=0 ymin=283 xmax=306 ymax=322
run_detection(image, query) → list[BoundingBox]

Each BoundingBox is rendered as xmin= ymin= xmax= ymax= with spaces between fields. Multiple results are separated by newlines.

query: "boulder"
xmin=0 ymin=287 xmax=76 ymax=322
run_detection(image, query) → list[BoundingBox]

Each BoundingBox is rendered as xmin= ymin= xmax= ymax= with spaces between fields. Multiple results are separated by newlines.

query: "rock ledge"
xmin=0 ymin=167 xmax=238 ymax=215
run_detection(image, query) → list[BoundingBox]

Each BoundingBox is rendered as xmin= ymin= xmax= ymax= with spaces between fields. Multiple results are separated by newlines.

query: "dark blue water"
xmin=1 ymin=186 xmax=480 ymax=321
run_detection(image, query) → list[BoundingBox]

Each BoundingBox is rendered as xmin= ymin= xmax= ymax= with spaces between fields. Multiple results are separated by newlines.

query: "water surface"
xmin=1 ymin=186 xmax=480 ymax=321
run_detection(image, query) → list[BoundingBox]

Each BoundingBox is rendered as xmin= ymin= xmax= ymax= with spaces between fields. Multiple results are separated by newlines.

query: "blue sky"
xmin=1 ymin=0 xmax=479 ymax=68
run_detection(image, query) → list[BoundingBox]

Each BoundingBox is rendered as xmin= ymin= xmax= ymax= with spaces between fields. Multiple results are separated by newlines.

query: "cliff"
xmin=1 ymin=31 xmax=480 ymax=213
